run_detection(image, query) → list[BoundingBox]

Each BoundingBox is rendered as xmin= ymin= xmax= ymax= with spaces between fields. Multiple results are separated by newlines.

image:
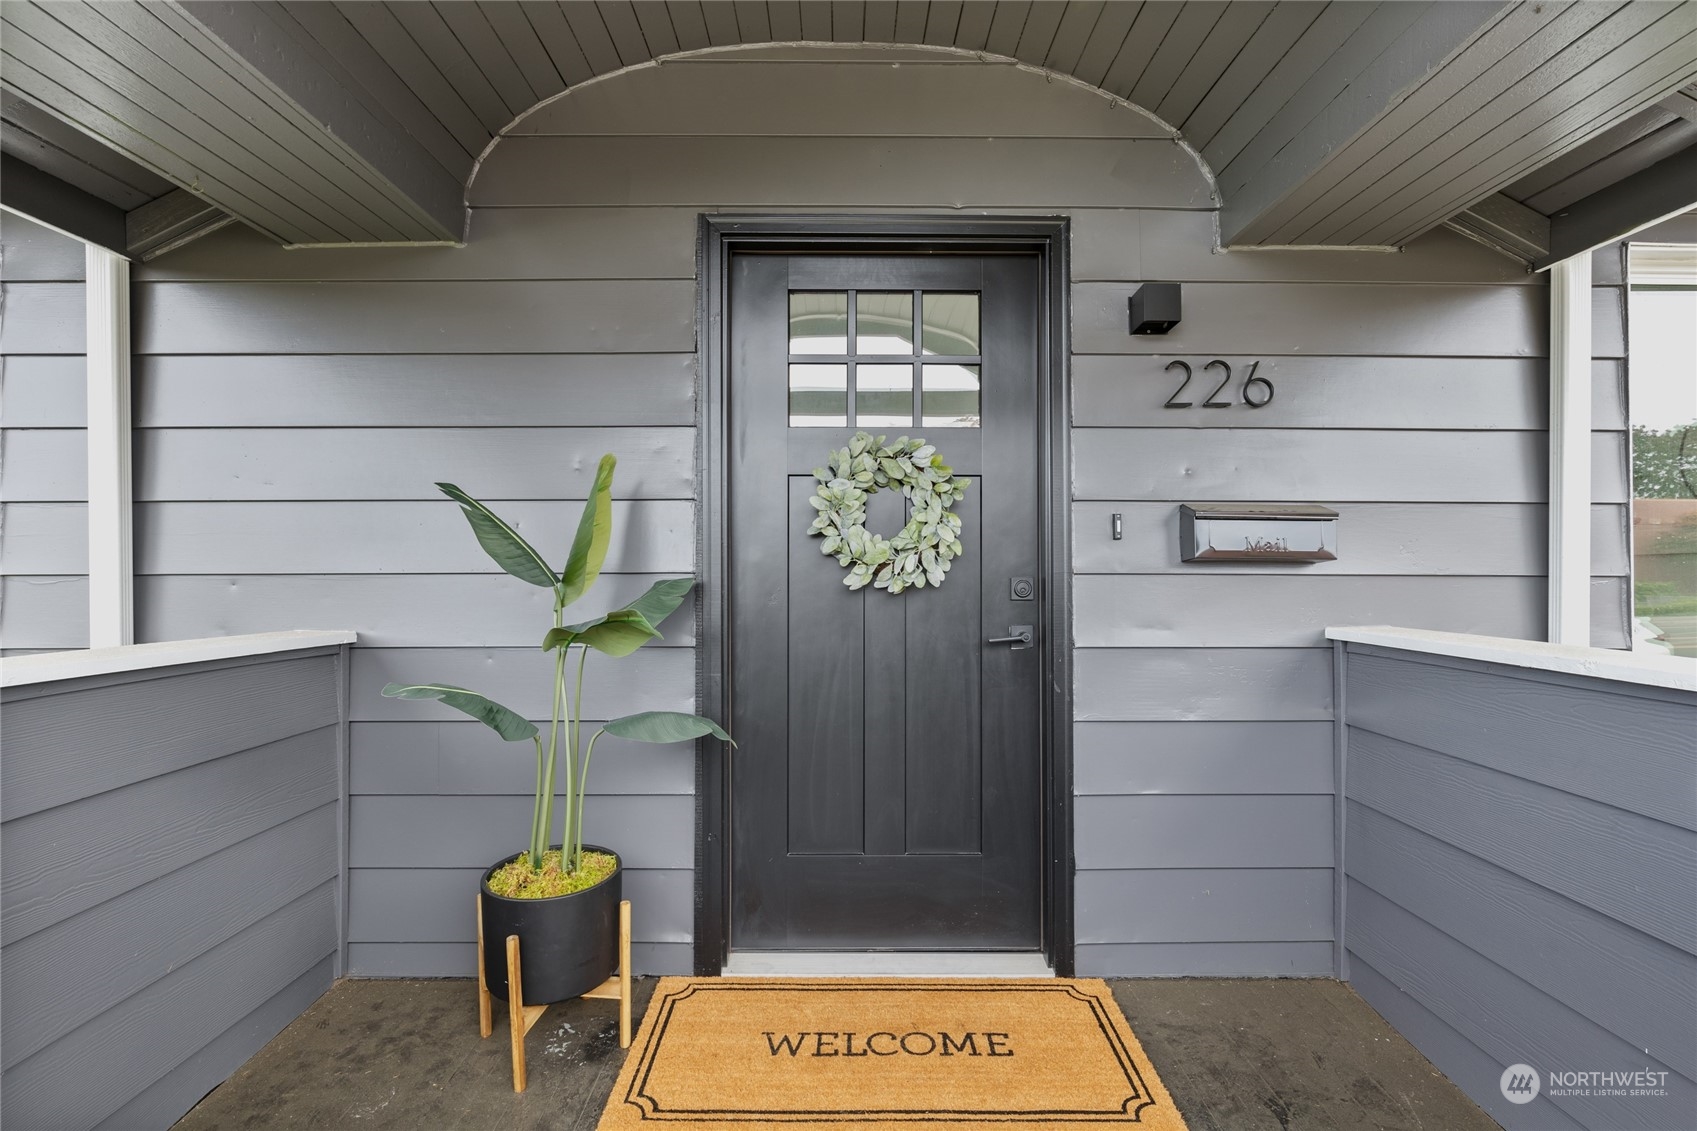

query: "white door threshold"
xmin=722 ymin=951 xmax=1054 ymax=978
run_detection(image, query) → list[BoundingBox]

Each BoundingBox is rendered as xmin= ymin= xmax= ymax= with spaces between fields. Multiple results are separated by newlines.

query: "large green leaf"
xmin=542 ymin=608 xmax=660 ymax=657
xmin=621 ymin=577 xmax=695 ymax=634
xmin=602 ymin=711 xmax=734 ymax=745
xmin=560 ymin=454 xmax=616 ymax=606
xmin=381 ymin=682 xmax=538 ymax=741
xmin=436 ymin=483 xmax=556 ymax=589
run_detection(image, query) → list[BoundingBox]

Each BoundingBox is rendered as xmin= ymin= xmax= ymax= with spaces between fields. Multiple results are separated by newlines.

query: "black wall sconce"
xmin=1129 ymin=283 xmax=1181 ymax=335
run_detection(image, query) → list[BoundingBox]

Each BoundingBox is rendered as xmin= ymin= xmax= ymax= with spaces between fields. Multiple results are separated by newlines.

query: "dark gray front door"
xmin=728 ymin=253 xmax=1044 ymax=951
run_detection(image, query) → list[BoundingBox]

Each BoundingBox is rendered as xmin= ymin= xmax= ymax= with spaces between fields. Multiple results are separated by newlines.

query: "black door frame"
xmin=695 ymin=215 xmax=1074 ymax=975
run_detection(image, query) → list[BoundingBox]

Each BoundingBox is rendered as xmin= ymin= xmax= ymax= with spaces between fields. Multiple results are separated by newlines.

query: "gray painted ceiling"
xmin=2 ymin=1 xmax=1695 ymax=259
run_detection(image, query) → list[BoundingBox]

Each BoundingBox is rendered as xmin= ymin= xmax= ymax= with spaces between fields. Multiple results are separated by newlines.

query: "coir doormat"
xmin=597 ymin=978 xmax=1187 ymax=1130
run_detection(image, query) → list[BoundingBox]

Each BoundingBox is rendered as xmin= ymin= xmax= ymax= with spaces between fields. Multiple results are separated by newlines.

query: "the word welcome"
xmin=762 ymin=1031 xmax=1014 ymax=1058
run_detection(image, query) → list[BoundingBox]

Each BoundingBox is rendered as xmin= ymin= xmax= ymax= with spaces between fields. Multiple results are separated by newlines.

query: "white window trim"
xmin=84 ymin=244 xmax=133 ymax=647
xmin=1547 ymin=252 xmax=1592 ymax=645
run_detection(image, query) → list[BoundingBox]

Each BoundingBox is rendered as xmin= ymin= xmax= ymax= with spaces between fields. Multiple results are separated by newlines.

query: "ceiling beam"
xmin=0 ymin=0 xmax=464 ymax=246
xmin=0 ymin=152 xmax=126 ymax=254
xmin=1537 ymin=145 xmax=1697 ymax=269
xmin=126 ymin=189 xmax=235 ymax=261
xmin=1442 ymin=193 xmax=1550 ymax=266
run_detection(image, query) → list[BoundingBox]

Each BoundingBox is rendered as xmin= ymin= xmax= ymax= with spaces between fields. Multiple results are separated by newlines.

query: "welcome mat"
xmin=597 ymin=978 xmax=1187 ymax=1129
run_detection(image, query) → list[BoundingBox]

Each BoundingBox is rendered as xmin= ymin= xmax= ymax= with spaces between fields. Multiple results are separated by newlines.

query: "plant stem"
xmin=527 ymin=735 xmax=545 ymax=862
xmin=536 ymin=598 xmax=568 ymax=868
xmin=566 ymin=645 xmax=589 ymax=871
xmin=575 ymin=727 xmax=605 ymax=870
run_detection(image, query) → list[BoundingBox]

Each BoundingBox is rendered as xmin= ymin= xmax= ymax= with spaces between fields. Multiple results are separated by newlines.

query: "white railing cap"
xmin=2 ymin=630 xmax=358 ymax=688
xmin=1326 ymin=626 xmax=1696 ymax=693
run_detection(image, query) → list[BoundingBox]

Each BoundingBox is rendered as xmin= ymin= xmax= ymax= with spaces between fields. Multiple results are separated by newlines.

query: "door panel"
xmin=729 ymin=253 xmax=1043 ymax=951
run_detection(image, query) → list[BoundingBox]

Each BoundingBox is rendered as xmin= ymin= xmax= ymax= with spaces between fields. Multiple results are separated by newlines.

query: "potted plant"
xmin=382 ymin=454 xmax=731 ymax=1004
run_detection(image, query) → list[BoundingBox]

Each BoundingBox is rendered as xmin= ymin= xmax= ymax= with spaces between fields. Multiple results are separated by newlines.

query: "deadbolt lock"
xmin=1010 ymin=577 xmax=1035 ymax=601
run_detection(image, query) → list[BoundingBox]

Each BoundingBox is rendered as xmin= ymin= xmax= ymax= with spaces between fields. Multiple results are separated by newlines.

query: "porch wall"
xmin=0 ymin=213 xmax=88 ymax=652
xmin=28 ymin=51 xmax=1632 ymax=978
xmin=0 ymin=644 xmax=344 ymax=1130
xmin=1337 ymin=640 xmax=1696 ymax=1130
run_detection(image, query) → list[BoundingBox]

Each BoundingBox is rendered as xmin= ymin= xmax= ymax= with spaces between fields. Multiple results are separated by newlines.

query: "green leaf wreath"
xmin=806 ymin=432 xmax=970 ymax=593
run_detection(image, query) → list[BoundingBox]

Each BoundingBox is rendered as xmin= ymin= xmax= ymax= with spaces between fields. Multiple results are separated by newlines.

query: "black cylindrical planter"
xmin=480 ymin=845 xmax=621 ymax=1005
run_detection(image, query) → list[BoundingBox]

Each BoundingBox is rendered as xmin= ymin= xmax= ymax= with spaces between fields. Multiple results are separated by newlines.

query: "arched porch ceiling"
xmin=3 ymin=2 xmax=1694 ymax=262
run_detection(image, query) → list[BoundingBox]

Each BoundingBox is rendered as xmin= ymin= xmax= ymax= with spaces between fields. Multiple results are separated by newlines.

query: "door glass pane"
xmin=922 ymin=293 xmax=979 ymax=356
xmin=857 ymin=364 xmax=914 ymax=428
xmin=790 ymin=364 xmax=847 ymax=426
xmin=922 ymin=364 xmax=980 ymax=427
xmin=856 ymin=292 xmax=915 ymax=354
xmin=790 ymin=293 xmax=847 ymax=354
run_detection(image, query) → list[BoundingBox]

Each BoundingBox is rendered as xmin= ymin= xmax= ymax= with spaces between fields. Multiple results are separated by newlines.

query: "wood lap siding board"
xmin=108 ymin=52 xmax=1632 ymax=979
xmin=0 ymin=649 xmax=344 ymax=1130
xmin=1339 ymin=646 xmax=1697 ymax=1130
xmin=0 ymin=214 xmax=88 ymax=652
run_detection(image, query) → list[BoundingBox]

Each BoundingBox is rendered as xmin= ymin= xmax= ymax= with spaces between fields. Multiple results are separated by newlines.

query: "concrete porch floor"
xmin=173 ymin=977 xmax=1500 ymax=1131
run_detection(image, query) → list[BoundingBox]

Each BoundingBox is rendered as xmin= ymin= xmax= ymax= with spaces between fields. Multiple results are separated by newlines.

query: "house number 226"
xmin=1164 ymin=360 xmax=1274 ymax=409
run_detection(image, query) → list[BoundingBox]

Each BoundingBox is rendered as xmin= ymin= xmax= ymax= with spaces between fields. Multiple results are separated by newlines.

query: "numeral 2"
xmin=1163 ymin=360 xmax=1193 ymax=407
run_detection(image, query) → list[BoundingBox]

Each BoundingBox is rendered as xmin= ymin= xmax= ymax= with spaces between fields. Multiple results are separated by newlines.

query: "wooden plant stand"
xmin=476 ymin=893 xmax=633 ymax=1092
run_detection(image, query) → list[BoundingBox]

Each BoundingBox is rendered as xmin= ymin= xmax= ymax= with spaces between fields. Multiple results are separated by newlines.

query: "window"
xmin=786 ymin=290 xmax=980 ymax=428
xmin=1627 ymin=242 xmax=1697 ymax=657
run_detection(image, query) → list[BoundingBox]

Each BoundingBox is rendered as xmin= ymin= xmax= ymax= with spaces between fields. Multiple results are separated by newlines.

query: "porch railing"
xmin=0 ymin=631 xmax=354 ymax=1130
xmin=1329 ymin=626 xmax=1696 ymax=1131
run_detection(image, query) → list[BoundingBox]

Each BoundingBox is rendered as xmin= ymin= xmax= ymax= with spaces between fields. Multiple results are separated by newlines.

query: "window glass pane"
xmin=790 ymin=364 xmax=847 ymax=427
xmin=856 ymin=292 xmax=914 ymax=354
xmin=922 ymin=293 xmax=979 ymax=356
xmin=790 ymin=293 xmax=847 ymax=354
xmin=856 ymin=364 xmax=914 ymax=428
xmin=1627 ymin=247 xmax=1697 ymax=657
xmin=922 ymin=364 xmax=980 ymax=428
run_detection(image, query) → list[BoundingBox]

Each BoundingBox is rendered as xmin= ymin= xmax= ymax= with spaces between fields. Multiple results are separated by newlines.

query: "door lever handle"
xmin=988 ymin=625 xmax=1034 ymax=649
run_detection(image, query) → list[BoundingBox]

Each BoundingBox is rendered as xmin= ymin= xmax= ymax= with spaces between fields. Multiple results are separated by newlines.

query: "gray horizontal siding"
xmin=1074 ymin=722 xmax=1335 ymax=796
xmin=1072 ymin=356 xmax=1623 ymax=430
xmin=1074 ymin=208 xmax=1541 ymax=286
xmin=0 ymin=575 xmax=86 ymax=649
xmin=1 ymin=215 xmax=85 ymax=651
xmin=350 ymin=721 xmax=695 ymax=797
xmin=129 ymin=353 xmax=695 ymax=426
xmin=1076 ymin=794 xmax=1334 ymax=869
xmin=123 ymin=501 xmax=693 ymax=574
xmin=1077 ymin=868 xmax=1334 ymax=944
xmin=349 ymin=794 xmax=693 ymax=870
xmin=1072 ymin=429 xmax=1629 ymax=503
xmin=1341 ymin=645 xmax=1697 ymax=1130
xmin=122 ymin=429 xmax=691 ymax=502
xmin=0 ymin=646 xmax=344 ymax=1129
xmin=1072 ymin=502 xmax=1629 ymax=577
xmin=132 ymin=574 xmax=696 ymax=649
xmin=1076 ymin=941 xmax=1335 ymax=979
xmin=135 ymin=280 xmax=696 ymax=354
xmin=471 ymin=136 xmax=1213 ymax=209
xmin=1074 ymin=575 xmax=1547 ymax=648
xmin=1076 ymin=648 xmax=1333 ymax=721
xmin=350 ymin=648 xmax=691 ymax=723
xmin=1072 ymin=281 xmax=1554 ymax=357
